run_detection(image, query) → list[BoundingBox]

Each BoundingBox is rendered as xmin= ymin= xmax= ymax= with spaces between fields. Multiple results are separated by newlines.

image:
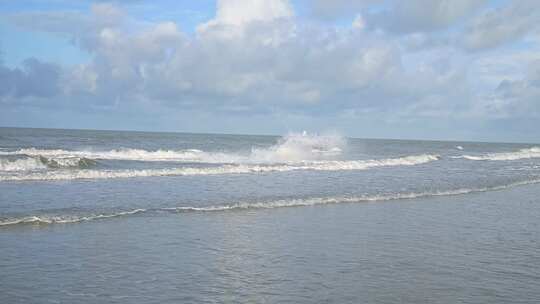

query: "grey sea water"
xmin=1 ymin=127 xmax=540 ymax=303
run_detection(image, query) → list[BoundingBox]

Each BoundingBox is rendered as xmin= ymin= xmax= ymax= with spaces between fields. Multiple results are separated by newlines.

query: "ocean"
xmin=1 ymin=127 xmax=539 ymax=303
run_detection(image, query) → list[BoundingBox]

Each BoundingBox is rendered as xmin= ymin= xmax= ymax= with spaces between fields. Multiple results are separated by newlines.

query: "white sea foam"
xmin=0 ymin=209 xmax=147 ymax=226
xmin=0 ymin=155 xmax=96 ymax=171
xmin=458 ymin=147 xmax=540 ymax=161
xmin=43 ymin=157 xmax=96 ymax=168
xmin=249 ymin=132 xmax=345 ymax=162
xmin=0 ymin=154 xmax=439 ymax=181
xmin=0 ymin=133 xmax=346 ymax=164
xmin=0 ymin=157 xmax=47 ymax=171
xmin=0 ymin=147 xmax=208 ymax=162
xmin=2 ymin=178 xmax=539 ymax=227
xmin=165 ymin=178 xmax=540 ymax=212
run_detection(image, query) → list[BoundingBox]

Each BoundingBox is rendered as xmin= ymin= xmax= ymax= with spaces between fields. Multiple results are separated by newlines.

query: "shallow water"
xmin=1 ymin=127 xmax=540 ymax=303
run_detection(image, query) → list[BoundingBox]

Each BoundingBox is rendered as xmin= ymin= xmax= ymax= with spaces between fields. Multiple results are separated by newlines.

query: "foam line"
xmin=457 ymin=147 xmax=540 ymax=161
xmin=0 ymin=154 xmax=439 ymax=181
xmin=0 ymin=209 xmax=147 ymax=226
xmin=0 ymin=157 xmax=47 ymax=171
xmin=2 ymin=178 xmax=539 ymax=227
xmin=0 ymin=133 xmax=346 ymax=164
xmin=0 ymin=155 xmax=97 ymax=172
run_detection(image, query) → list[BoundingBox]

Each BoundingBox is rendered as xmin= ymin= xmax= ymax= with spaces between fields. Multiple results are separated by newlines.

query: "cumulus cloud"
xmin=203 ymin=0 xmax=293 ymax=27
xmin=308 ymin=0 xmax=378 ymax=20
xmin=2 ymin=0 xmax=540 ymax=140
xmin=365 ymin=0 xmax=486 ymax=34
xmin=197 ymin=0 xmax=294 ymax=41
xmin=2 ymin=1 xmax=477 ymax=118
xmin=305 ymin=0 xmax=485 ymax=33
xmin=9 ymin=3 xmax=126 ymax=50
xmin=462 ymin=1 xmax=540 ymax=51
xmin=0 ymin=58 xmax=61 ymax=99
xmin=2 ymin=4 xmax=368 ymax=107
xmin=485 ymin=60 xmax=540 ymax=118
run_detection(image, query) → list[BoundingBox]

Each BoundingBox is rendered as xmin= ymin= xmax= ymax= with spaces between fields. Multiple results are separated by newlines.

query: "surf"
xmin=0 ymin=132 xmax=347 ymax=164
xmin=2 ymin=177 xmax=539 ymax=227
xmin=0 ymin=155 xmax=97 ymax=171
xmin=0 ymin=153 xmax=439 ymax=181
xmin=457 ymin=147 xmax=540 ymax=161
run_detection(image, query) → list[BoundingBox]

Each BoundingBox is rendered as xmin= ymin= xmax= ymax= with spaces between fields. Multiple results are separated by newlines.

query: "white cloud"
xmin=4 ymin=0 xmax=540 ymax=140
xmin=212 ymin=0 xmax=292 ymax=26
xmin=197 ymin=0 xmax=293 ymax=38
xmin=462 ymin=1 xmax=540 ymax=50
xmin=483 ymin=60 xmax=540 ymax=118
xmin=366 ymin=0 xmax=485 ymax=33
xmin=0 ymin=59 xmax=61 ymax=99
xmin=3 ymin=2 xmax=475 ymax=117
xmin=352 ymin=15 xmax=365 ymax=30
xmin=309 ymin=0 xmax=379 ymax=20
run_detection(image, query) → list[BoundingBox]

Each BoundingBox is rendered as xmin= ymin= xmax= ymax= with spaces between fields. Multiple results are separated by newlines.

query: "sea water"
xmin=1 ymin=127 xmax=539 ymax=303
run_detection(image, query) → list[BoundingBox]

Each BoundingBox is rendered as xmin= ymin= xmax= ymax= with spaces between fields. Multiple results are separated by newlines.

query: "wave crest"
xmin=0 ymin=155 xmax=96 ymax=172
xmin=0 ymin=133 xmax=345 ymax=164
xmin=0 ymin=157 xmax=47 ymax=171
xmin=0 ymin=147 xmax=207 ymax=162
xmin=0 ymin=154 xmax=438 ymax=181
xmin=250 ymin=132 xmax=345 ymax=162
xmin=2 ymin=178 xmax=539 ymax=227
xmin=458 ymin=147 xmax=540 ymax=161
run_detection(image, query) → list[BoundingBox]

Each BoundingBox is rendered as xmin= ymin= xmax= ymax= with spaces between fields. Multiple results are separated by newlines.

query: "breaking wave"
xmin=457 ymin=147 xmax=540 ymax=161
xmin=0 ymin=157 xmax=47 ymax=171
xmin=0 ymin=147 xmax=208 ymax=163
xmin=0 ymin=133 xmax=441 ymax=180
xmin=249 ymin=132 xmax=345 ymax=162
xmin=0 ymin=154 xmax=439 ymax=181
xmin=0 ymin=155 xmax=96 ymax=171
xmin=0 ymin=133 xmax=345 ymax=164
xmin=2 ymin=177 xmax=539 ymax=227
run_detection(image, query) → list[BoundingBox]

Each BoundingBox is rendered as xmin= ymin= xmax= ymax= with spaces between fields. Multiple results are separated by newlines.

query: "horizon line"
xmin=0 ymin=125 xmax=537 ymax=145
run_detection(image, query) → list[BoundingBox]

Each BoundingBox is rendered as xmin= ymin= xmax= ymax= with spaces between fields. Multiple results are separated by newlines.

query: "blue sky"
xmin=1 ymin=0 xmax=540 ymax=142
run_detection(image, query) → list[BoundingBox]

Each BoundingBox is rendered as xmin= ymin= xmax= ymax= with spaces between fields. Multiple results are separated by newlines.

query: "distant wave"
xmin=0 ymin=133 xmax=345 ymax=164
xmin=0 ymin=155 xmax=96 ymax=172
xmin=0 ymin=154 xmax=439 ymax=181
xmin=2 ymin=177 xmax=539 ymax=227
xmin=0 ymin=147 xmax=210 ymax=162
xmin=457 ymin=147 xmax=540 ymax=161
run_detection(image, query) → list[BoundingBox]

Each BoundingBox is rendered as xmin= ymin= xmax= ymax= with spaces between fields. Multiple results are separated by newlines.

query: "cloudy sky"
xmin=1 ymin=0 xmax=539 ymax=142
